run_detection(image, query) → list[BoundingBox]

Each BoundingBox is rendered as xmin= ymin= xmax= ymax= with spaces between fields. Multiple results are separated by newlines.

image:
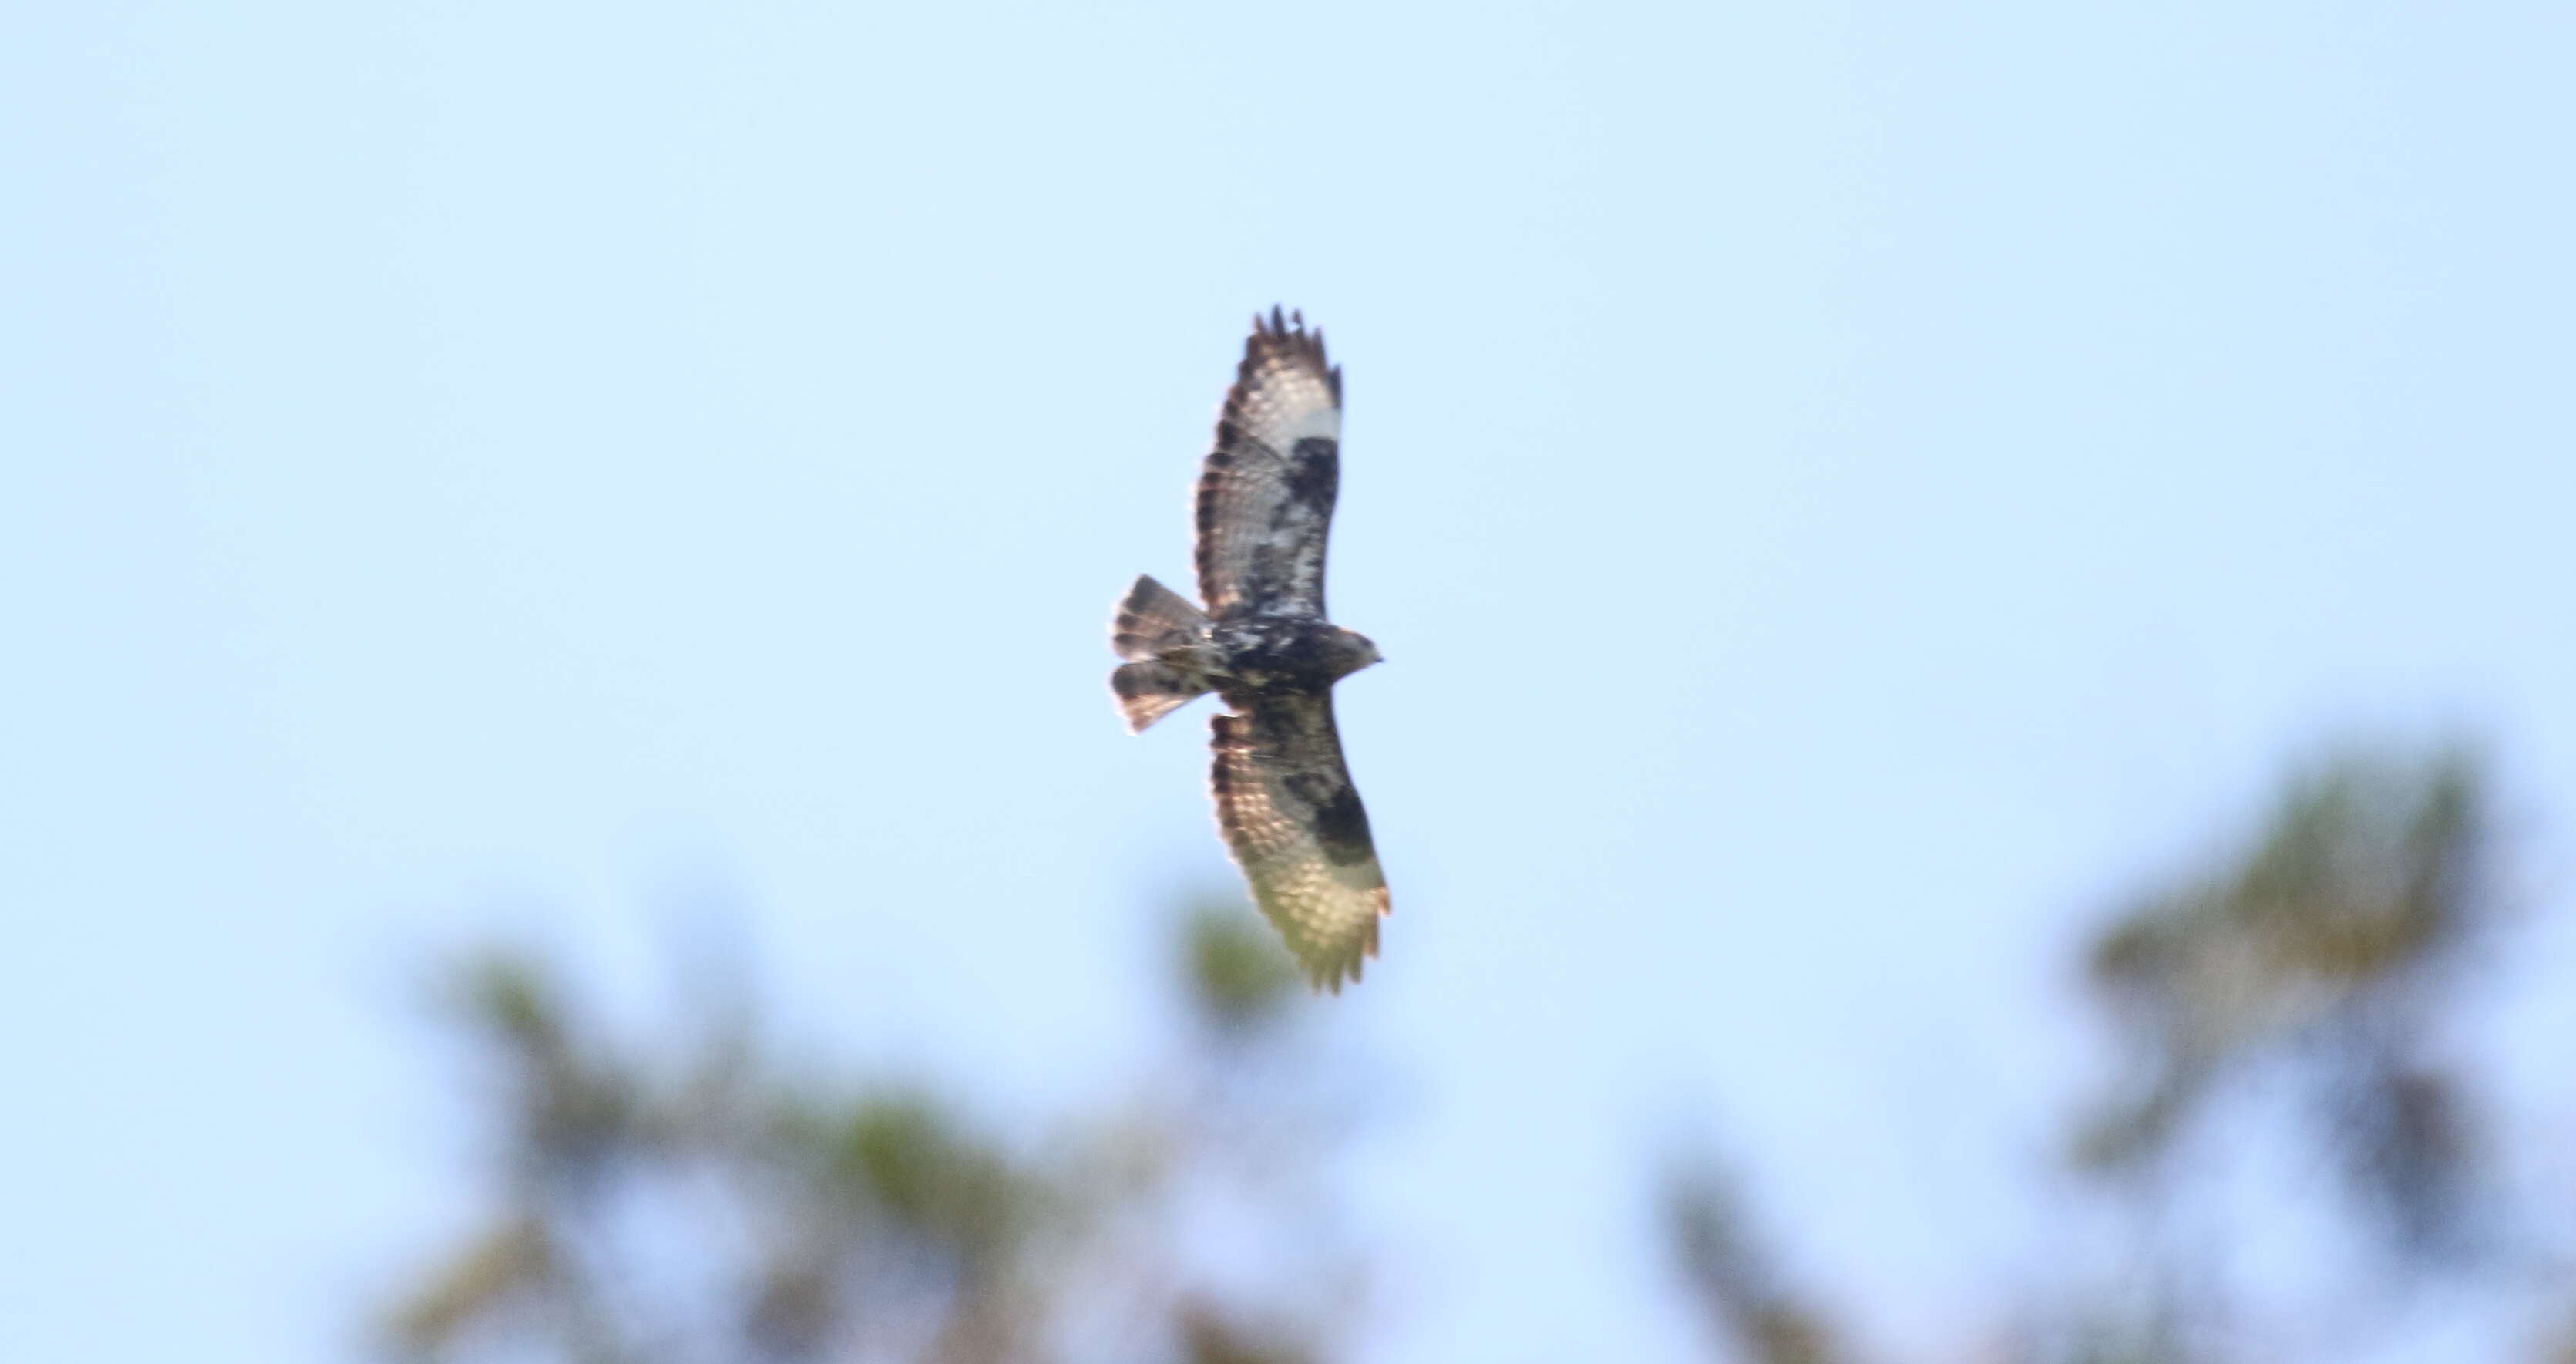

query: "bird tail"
xmin=1111 ymin=574 xmax=1209 ymax=662
xmin=1111 ymin=661 xmax=1209 ymax=733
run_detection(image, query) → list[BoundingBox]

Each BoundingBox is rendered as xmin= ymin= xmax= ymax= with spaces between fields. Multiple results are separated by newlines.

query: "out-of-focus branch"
xmin=1664 ymin=1161 xmax=1851 ymax=1364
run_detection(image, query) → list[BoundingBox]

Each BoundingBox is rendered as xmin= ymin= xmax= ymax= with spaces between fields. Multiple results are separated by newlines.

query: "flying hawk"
xmin=1110 ymin=308 xmax=1391 ymax=992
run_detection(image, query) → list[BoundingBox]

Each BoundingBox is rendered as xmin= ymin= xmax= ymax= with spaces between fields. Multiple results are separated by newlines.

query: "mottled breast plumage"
xmin=1206 ymin=615 xmax=1370 ymax=693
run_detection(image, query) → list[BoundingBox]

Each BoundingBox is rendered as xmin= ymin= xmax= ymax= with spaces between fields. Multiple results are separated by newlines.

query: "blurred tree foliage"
xmin=386 ymin=739 xmax=2565 ymax=1364
xmin=2078 ymin=744 xmax=2493 ymax=1251
xmin=384 ymin=901 xmax=1364 ymax=1364
xmin=1665 ymin=740 xmax=2569 ymax=1364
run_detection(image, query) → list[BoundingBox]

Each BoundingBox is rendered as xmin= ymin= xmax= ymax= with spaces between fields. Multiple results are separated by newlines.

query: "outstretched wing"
xmin=1209 ymin=692 xmax=1389 ymax=991
xmin=1195 ymin=308 xmax=1344 ymax=618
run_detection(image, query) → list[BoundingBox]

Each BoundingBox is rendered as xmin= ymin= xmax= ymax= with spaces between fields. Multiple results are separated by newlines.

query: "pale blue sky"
xmin=7 ymin=2 xmax=2575 ymax=1361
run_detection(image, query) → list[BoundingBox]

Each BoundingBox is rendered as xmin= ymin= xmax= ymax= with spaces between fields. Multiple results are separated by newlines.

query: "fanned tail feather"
xmin=1111 ymin=574 xmax=1209 ymax=662
xmin=1111 ymin=661 xmax=1209 ymax=733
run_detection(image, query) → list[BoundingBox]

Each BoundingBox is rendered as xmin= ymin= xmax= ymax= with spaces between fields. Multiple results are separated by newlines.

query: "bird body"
xmin=1206 ymin=615 xmax=1380 ymax=695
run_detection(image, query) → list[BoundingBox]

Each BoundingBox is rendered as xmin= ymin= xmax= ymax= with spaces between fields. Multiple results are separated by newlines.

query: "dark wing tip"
xmin=1299 ymin=910 xmax=1380 ymax=994
xmin=1235 ymin=306 xmax=1338 ymax=406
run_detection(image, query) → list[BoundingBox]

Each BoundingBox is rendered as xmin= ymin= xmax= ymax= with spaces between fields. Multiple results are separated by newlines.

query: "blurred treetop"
xmin=1665 ymin=741 xmax=2572 ymax=1364
xmin=385 ymin=901 xmax=1364 ymax=1364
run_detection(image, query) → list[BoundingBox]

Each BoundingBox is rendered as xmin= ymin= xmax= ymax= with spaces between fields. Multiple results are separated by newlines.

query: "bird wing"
xmin=1209 ymin=692 xmax=1389 ymax=991
xmin=1195 ymin=308 xmax=1344 ymax=618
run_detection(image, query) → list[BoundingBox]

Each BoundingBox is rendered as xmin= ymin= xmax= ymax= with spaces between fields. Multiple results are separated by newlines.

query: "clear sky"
xmin=7 ymin=2 xmax=2575 ymax=1361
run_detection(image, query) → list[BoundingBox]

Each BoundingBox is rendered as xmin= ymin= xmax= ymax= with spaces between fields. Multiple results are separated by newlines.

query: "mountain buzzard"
xmin=1109 ymin=308 xmax=1391 ymax=992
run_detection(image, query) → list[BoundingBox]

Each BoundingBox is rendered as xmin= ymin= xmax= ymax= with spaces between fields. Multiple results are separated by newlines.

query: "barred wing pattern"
xmin=1209 ymin=693 xmax=1389 ymax=992
xmin=1196 ymin=308 xmax=1344 ymax=618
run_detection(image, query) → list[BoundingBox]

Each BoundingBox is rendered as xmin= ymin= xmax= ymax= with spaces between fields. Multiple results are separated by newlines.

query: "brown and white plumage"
xmin=1196 ymin=315 xmax=1344 ymax=617
xmin=1108 ymin=308 xmax=1392 ymax=991
xmin=1209 ymin=694 xmax=1389 ymax=990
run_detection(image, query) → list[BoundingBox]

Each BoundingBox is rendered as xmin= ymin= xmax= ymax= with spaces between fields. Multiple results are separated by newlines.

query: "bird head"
xmin=1330 ymin=628 xmax=1384 ymax=678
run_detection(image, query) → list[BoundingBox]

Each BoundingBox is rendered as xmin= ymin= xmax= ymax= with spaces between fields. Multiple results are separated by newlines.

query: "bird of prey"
xmin=1109 ymin=308 xmax=1391 ymax=992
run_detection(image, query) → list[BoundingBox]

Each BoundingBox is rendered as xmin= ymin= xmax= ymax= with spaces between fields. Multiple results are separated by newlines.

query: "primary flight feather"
xmin=1109 ymin=308 xmax=1391 ymax=992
